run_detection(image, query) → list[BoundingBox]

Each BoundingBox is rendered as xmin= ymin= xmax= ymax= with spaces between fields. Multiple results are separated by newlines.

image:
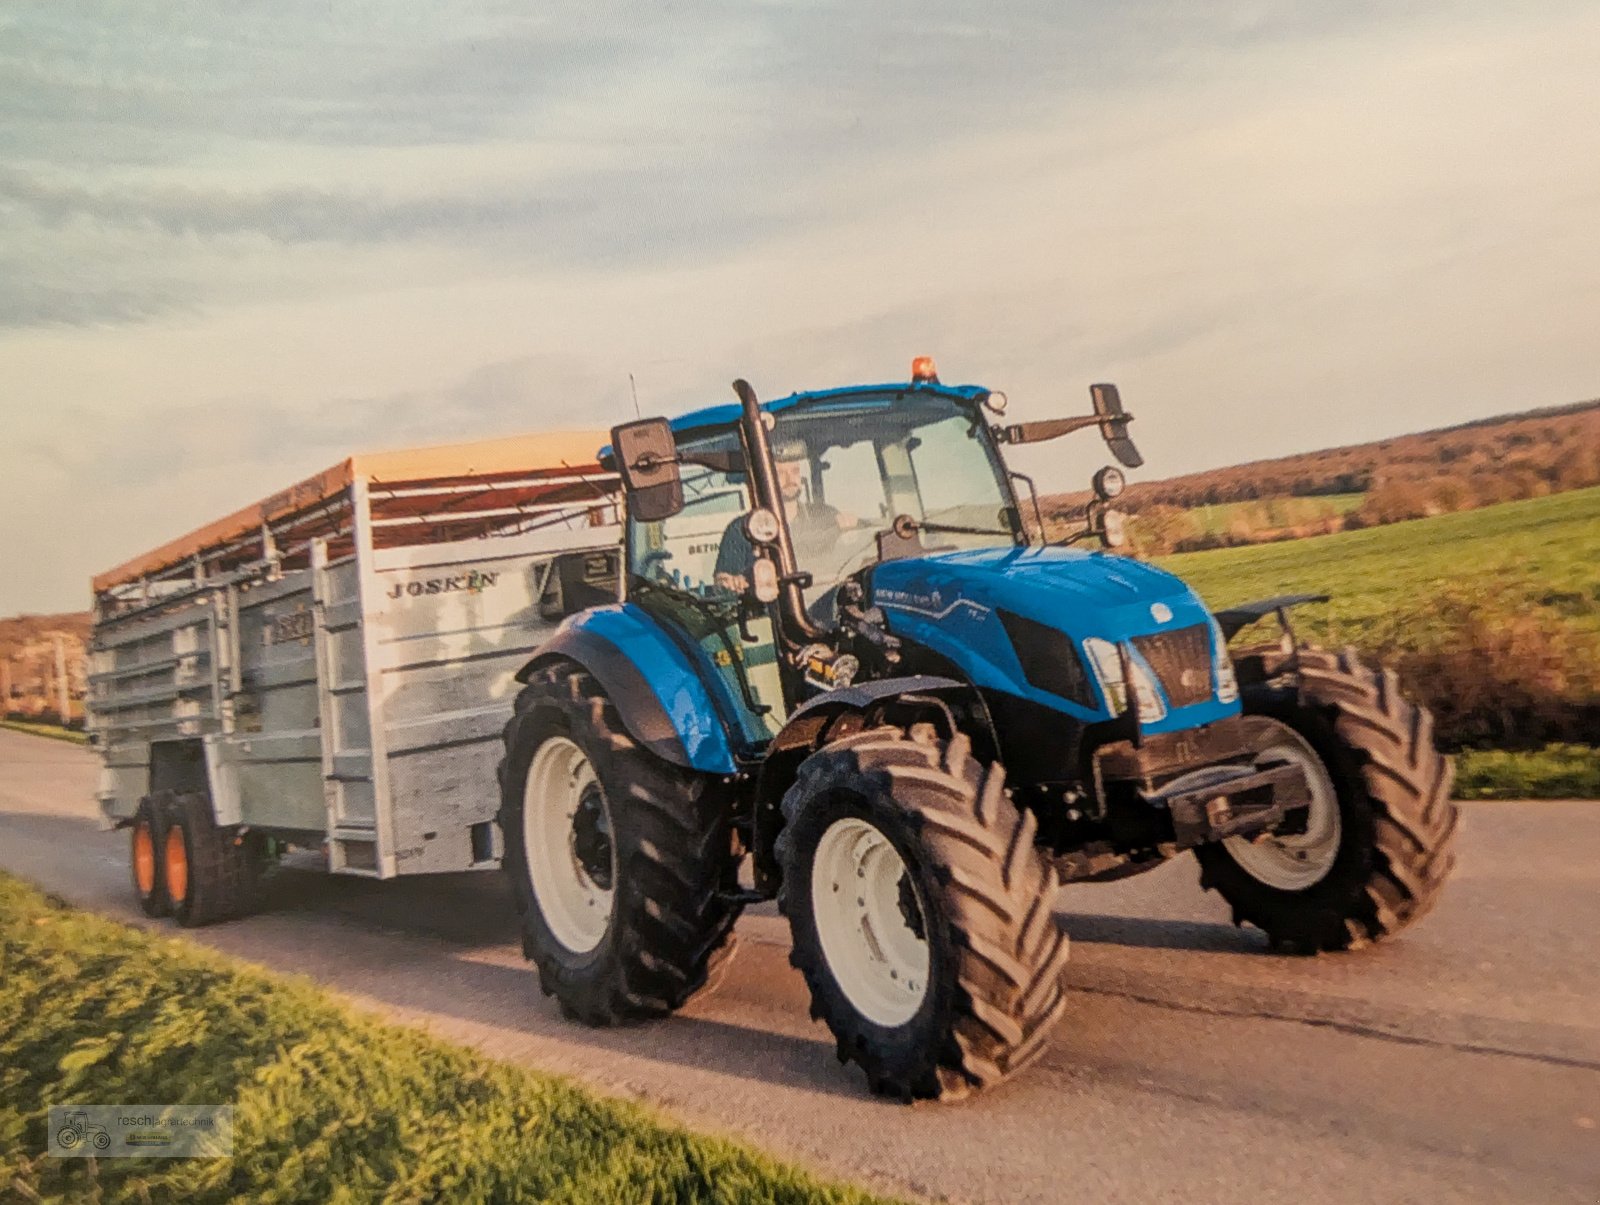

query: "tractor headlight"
xmin=744 ymin=507 xmax=781 ymax=545
xmin=1092 ymin=465 xmax=1126 ymax=500
xmin=1209 ymin=616 xmax=1239 ymax=703
xmin=1083 ymin=637 xmax=1167 ymax=723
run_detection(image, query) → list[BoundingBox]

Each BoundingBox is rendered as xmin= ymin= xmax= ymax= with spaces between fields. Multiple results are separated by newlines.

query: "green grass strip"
xmin=0 ymin=872 xmax=893 ymax=1205
xmin=0 ymin=720 xmax=88 ymax=745
xmin=1453 ymin=744 xmax=1600 ymax=800
xmin=1158 ymin=484 xmax=1600 ymax=645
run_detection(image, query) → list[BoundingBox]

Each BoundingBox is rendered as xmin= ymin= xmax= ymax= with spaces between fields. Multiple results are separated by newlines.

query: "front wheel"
xmin=498 ymin=661 xmax=741 ymax=1025
xmin=1196 ymin=647 xmax=1459 ymax=952
xmin=777 ymin=726 xmax=1070 ymax=1101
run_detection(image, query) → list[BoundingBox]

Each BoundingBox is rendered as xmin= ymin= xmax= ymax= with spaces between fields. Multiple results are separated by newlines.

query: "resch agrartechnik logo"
xmin=48 ymin=1105 xmax=233 ymax=1159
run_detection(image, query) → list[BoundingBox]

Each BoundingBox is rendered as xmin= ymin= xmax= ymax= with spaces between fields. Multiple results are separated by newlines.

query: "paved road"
xmin=2 ymin=728 xmax=1596 ymax=1203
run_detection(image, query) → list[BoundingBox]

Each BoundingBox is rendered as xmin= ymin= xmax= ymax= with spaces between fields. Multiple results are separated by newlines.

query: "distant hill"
xmin=0 ymin=612 xmax=89 ymax=660
xmin=1043 ymin=397 xmax=1600 ymax=554
xmin=1 ymin=612 xmax=90 ymax=719
xmin=1048 ymin=397 xmax=1600 ymax=515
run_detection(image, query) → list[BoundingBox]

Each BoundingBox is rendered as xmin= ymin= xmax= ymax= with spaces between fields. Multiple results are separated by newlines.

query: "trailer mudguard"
xmin=515 ymin=604 xmax=739 ymax=775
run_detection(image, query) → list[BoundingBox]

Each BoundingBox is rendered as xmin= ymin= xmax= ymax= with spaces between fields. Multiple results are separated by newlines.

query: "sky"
xmin=2 ymin=1 xmax=1597 ymax=614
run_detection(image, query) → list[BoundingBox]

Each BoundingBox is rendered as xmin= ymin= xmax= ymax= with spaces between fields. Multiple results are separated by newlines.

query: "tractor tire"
xmin=131 ymin=797 xmax=170 ymax=917
xmin=156 ymin=790 xmax=263 ymax=928
xmin=498 ymin=660 xmax=741 ymax=1025
xmin=1196 ymin=646 xmax=1458 ymax=952
xmin=776 ymin=725 xmax=1070 ymax=1102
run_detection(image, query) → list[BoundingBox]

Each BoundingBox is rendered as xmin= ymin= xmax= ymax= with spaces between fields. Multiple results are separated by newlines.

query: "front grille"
xmin=1131 ymin=623 xmax=1213 ymax=709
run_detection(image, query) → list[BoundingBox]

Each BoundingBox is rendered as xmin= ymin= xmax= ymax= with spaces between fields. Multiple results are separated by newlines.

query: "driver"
xmin=713 ymin=441 xmax=854 ymax=594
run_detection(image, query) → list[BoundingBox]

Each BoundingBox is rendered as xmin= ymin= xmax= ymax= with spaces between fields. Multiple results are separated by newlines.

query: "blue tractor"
xmin=499 ymin=361 xmax=1457 ymax=1101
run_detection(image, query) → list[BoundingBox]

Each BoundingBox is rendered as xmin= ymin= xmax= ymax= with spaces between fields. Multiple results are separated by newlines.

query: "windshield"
xmin=774 ymin=392 xmax=1015 ymax=599
xmin=626 ymin=391 xmax=1015 ymax=613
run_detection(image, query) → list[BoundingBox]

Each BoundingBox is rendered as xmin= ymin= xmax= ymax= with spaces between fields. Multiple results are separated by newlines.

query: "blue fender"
xmin=515 ymin=604 xmax=739 ymax=775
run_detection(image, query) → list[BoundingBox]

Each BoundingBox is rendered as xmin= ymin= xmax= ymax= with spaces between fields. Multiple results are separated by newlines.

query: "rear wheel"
xmin=131 ymin=797 xmax=169 ymax=917
xmin=777 ymin=725 xmax=1070 ymax=1101
xmin=1196 ymin=647 xmax=1459 ymax=951
xmin=498 ymin=661 xmax=741 ymax=1025
xmin=156 ymin=790 xmax=263 ymax=928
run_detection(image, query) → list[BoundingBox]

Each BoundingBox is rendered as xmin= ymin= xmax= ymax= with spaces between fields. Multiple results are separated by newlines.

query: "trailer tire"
xmin=131 ymin=797 xmax=170 ymax=917
xmin=777 ymin=725 xmax=1070 ymax=1101
xmin=156 ymin=790 xmax=263 ymax=928
xmin=498 ymin=660 xmax=741 ymax=1025
xmin=1196 ymin=647 xmax=1458 ymax=952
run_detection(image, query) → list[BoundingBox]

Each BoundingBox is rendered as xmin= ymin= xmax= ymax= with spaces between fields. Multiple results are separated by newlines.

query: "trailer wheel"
xmin=498 ymin=661 xmax=741 ymax=1025
xmin=131 ymin=797 xmax=170 ymax=917
xmin=777 ymin=726 xmax=1070 ymax=1101
xmin=156 ymin=790 xmax=263 ymax=928
xmin=1196 ymin=647 xmax=1459 ymax=952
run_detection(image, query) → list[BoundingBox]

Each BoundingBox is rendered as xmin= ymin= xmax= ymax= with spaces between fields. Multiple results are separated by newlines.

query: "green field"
xmin=1157 ymin=485 xmax=1600 ymax=646
xmin=0 ymin=872 xmax=887 ymax=1205
xmin=1454 ymin=744 xmax=1600 ymax=800
xmin=0 ymin=719 xmax=87 ymax=745
xmin=1184 ymin=492 xmax=1366 ymax=537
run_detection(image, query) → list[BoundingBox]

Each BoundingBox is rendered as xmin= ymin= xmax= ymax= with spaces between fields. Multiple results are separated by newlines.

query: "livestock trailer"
xmin=89 ymin=429 xmax=622 ymax=923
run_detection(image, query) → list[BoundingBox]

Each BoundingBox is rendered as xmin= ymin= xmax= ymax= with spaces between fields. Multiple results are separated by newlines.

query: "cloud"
xmin=1 ymin=1 xmax=1597 ymax=611
xmin=46 ymin=352 xmax=624 ymax=490
xmin=0 ymin=1 xmax=1457 ymax=332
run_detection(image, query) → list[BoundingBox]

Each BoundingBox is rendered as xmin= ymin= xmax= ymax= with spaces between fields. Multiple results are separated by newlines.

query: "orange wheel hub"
xmin=132 ymin=820 xmax=156 ymax=896
xmin=164 ymin=825 xmax=190 ymax=905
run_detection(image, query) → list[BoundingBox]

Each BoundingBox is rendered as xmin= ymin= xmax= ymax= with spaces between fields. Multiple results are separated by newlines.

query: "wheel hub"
xmin=811 ymin=816 xmax=931 ymax=1029
xmin=523 ymin=736 xmax=616 ymax=955
xmin=896 ymin=872 xmax=925 ymax=941
xmin=132 ymin=820 xmax=156 ymax=896
xmin=570 ymin=783 xmax=614 ymax=891
xmin=1223 ymin=723 xmax=1342 ymax=891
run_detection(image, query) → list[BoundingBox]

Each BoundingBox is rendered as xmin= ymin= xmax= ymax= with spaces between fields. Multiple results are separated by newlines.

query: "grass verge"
xmin=0 ymin=872 xmax=891 ymax=1205
xmin=0 ymin=720 xmax=87 ymax=745
xmin=1453 ymin=744 xmax=1600 ymax=801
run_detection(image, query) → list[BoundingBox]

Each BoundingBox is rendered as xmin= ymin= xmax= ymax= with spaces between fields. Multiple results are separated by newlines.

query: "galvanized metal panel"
xmin=92 ymin=454 xmax=622 ymax=880
xmin=370 ymin=523 xmax=621 ymax=875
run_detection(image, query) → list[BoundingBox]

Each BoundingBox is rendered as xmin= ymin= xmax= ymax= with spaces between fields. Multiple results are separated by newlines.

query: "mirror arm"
xmin=629 ymin=451 xmax=682 ymax=472
xmin=994 ymin=415 xmax=1102 ymax=445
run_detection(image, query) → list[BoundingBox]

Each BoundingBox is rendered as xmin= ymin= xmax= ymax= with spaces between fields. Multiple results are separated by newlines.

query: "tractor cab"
xmin=608 ymin=361 xmax=1140 ymax=744
xmin=627 ymin=379 xmax=1017 ymax=609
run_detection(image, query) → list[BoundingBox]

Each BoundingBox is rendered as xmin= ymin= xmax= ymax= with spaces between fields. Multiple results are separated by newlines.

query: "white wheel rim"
xmin=811 ymin=817 xmax=930 ymax=1028
xmin=523 ymin=736 xmax=614 ymax=954
xmin=1223 ymin=726 xmax=1342 ymax=891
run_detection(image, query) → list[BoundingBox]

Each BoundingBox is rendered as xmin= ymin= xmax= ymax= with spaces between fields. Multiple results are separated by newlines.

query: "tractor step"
xmin=716 ymin=888 xmax=770 ymax=907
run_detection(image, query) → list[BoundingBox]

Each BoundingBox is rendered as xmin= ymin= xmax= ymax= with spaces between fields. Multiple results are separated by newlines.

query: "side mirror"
xmin=1088 ymin=384 xmax=1143 ymax=469
xmin=610 ymin=418 xmax=683 ymax=522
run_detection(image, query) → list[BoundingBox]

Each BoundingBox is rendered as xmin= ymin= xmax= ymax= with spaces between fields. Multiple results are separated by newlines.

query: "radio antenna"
xmin=628 ymin=372 xmax=641 ymax=419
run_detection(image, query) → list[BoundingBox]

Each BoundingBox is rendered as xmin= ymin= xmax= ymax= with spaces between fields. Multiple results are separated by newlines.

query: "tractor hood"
xmin=868 ymin=546 xmax=1234 ymax=727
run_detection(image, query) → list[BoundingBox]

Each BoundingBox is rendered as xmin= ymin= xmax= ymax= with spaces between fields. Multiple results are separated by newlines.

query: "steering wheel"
xmin=818 ymin=522 xmax=883 ymax=589
xmin=638 ymin=548 xmax=674 ymax=581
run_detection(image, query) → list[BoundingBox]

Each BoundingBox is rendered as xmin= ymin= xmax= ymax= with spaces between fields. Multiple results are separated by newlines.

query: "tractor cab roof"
xmin=667 ymin=379 xmax=992 ymax=438
xmin=600 ymin=379 xmax=994 ymax=462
